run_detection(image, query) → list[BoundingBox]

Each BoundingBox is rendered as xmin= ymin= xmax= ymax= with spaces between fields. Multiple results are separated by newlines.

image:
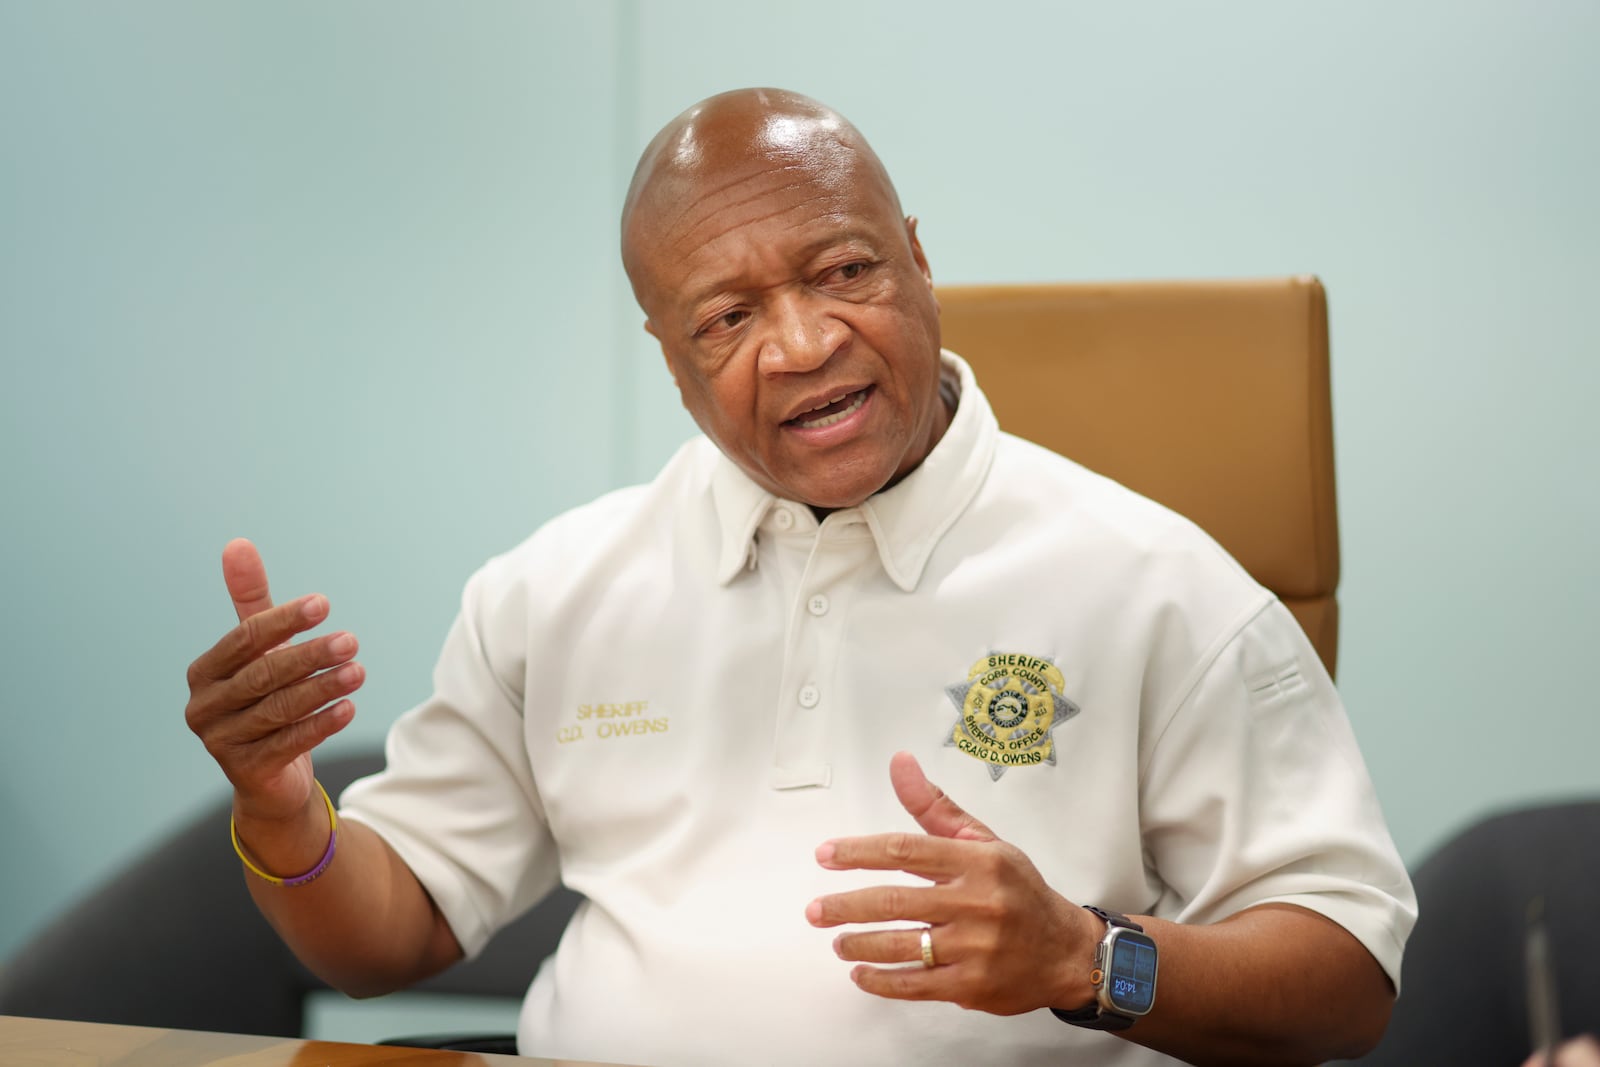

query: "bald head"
xmin=621 ymin=88 xmax=902 ymax=303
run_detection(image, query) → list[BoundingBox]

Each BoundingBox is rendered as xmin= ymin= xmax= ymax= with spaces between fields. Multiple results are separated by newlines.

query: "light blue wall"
xmin=0 ymin=2 xmax=635 ymax=1030
xmin=4 ymin=0 xmax=1597 ymax=1043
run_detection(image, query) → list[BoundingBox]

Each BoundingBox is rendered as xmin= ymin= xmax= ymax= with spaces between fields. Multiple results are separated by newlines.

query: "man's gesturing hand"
xmin=184 ymin=538 xmax=364 ymax=823
xmin=806 ymin=751 xmax=1101 ymax=1015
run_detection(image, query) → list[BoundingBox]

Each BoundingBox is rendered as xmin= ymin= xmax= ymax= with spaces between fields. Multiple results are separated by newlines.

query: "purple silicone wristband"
xmin=280 ymin=822 xmax=338 ymax=887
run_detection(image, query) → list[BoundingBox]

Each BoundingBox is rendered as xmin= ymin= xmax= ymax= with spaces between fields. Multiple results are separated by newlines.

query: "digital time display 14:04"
xmin=1108 ymin=937 xmax=1158 ymax=1014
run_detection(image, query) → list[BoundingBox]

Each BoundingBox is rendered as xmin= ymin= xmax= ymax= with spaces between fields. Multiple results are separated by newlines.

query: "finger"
xmin=833 ymin=926 xmax=954 ymax=966
xmin=216 ymin=661 xmax=366 ymax=744
xmin=815 ymin=830 xmax=971 ymax=879
xmin=189 ymin=594 xmax=331 ymax=688
xmin=848 ymin=962 xmax=953 ymax=1004
xmin=223 ymin=538 xmax=274 ymax=622
xmin=191 ymin=631 xmax=359 ymax=726
xmin=805 ymin=884 xmax=950 ymax=928
xmin=890 ymin=751 xmax=996 ymax=842
xmin=223 ymin=699 xmax=356 ymax=778
xmin=1555 ymin=1036 xmax=1600 ymax=1067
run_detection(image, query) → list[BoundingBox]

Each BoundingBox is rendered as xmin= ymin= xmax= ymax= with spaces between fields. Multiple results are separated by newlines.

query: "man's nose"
xmin=756 ymin=290 xmax=848 ymax=376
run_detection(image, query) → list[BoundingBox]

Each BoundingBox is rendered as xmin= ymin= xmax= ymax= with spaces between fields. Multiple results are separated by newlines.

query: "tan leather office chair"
xmin=936 ymin=276 xmax=1340 ymax=678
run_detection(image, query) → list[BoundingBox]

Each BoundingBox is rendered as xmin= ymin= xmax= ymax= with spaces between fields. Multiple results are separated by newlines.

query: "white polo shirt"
xmin=341 ymin=352 xmax=1415 ymax=1067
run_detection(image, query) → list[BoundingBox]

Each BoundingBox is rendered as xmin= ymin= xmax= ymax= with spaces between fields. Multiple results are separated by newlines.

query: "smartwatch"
xmin=1051 ymin=906 xmax=1159 ymax=1031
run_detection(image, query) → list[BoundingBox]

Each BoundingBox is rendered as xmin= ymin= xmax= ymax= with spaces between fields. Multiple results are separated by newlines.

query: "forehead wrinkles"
xmin=661 ymin=163 xmax=852 ymax=258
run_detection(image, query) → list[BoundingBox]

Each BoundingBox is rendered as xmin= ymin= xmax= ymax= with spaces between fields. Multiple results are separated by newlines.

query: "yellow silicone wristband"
xmin=230 ymin=779 xmax=338 ymax=887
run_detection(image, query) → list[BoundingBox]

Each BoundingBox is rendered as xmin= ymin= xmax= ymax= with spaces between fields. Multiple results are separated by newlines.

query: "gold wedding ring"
xmin=920 ymin=926 xmax=936 ymax=969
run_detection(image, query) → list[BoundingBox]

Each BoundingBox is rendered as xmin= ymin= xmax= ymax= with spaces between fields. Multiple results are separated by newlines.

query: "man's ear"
xmin=905 ymin=216 xmax=939 ymax=311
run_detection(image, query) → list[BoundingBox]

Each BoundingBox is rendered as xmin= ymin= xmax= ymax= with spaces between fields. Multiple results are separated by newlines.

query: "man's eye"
xmin=836 ymin=262 xmax=867 ymax=280
xmin=700 ymin=309 xmax=747 ymax=336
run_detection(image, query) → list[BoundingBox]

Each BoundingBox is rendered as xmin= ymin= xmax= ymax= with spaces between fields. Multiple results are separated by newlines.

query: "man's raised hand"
xmin=184 ymin=538 xmax=364 ymax=823
xmin=806 ymin=751 xmax=1100 ymax=1016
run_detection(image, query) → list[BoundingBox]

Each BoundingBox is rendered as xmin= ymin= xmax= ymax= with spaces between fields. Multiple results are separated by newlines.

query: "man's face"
xmin=629 ymin=136 xmax=946 ymax=511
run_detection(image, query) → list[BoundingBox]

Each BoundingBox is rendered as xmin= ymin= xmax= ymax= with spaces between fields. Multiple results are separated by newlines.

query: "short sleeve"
xmin=1139 ymin=599 xmax=1417 ymax=988
xmin=338 ymin=564 xmax=559 ymax=958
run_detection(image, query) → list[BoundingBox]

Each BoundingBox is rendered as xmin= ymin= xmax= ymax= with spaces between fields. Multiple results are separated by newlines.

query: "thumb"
xmin=222 ymin=537 xmax=274 ymax=623
xmin=890 ymin=751 xmax=996 ymax=842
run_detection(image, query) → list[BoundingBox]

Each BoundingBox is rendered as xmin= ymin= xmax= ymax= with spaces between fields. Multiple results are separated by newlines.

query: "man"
xmin=185 ymin=88 xmax=1415 ymax=1066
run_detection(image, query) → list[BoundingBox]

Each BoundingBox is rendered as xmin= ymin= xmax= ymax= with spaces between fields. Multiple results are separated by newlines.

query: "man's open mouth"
xmin=786 ymin=387 xmax=871 ymax=428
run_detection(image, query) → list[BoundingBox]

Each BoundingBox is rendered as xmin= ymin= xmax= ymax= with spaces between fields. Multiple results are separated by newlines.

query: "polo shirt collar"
xmin=712 ymin=351 xmax=998 ymax=592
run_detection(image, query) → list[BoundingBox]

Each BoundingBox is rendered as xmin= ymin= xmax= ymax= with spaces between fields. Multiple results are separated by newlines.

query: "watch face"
xmin=1104 ymin=930 xmax=1158 ymax=1015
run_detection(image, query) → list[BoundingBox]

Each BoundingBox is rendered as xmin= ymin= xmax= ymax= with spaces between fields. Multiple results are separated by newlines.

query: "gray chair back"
xmin=0 ymin=751 xmax=580 ymax=1037
xmin=1342 ymin=800 xmax=1600 ymax=1064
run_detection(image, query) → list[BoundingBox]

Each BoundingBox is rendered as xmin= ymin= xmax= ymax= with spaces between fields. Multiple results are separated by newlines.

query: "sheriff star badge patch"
xmin=945 ymin=652 xmax=1079 ymax=780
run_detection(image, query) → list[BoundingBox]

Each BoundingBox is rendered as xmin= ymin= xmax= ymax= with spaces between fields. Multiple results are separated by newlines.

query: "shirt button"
xmin=773 ymin=508 xmax=795 ymax=530
xmin=797 ymin=684 xmax=820 ymax=708
xmin=807 ymin=594 xmax=829 ymax=616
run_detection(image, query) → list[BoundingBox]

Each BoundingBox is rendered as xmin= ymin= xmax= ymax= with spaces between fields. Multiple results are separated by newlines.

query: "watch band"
xmin=1085 ymin=905 xmax=1144 ymax=933
xmin=1050 ymin=907 xmax=1146 ymax=1031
